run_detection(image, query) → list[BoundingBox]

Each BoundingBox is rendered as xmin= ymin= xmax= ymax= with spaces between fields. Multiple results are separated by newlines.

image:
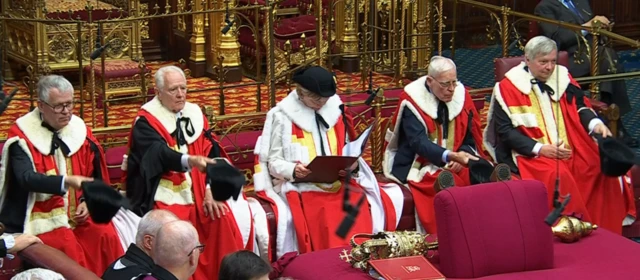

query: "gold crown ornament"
xmin=339 ymin=231 xmax=438 ymax=271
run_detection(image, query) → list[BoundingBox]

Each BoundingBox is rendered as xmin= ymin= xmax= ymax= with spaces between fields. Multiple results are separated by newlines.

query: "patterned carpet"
xmin=0 ymin=61 xmax=405 ymax=139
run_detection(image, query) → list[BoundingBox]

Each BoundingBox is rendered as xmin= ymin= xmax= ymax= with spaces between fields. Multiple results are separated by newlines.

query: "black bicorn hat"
xmin=206 ymin=158 xmax=246 ymax=201
xmin=81 ymin=180 xmax=130 ymax=224
xmin=595 ymin=134 xmax=640 ymax=177
xmin=292 ymin=66 xmax=337 ymax=98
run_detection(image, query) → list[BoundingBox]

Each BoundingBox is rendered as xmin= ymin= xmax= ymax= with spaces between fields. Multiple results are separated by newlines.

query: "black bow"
xmin=315 ymin=112 xmax=329 ymax=156
xmin=41 ymin=122 xmax=70 ymax=156
xmin=173 ymin=117 xmax=195 ymax=146
xmin=531 ymin=79 xmax=555 ymax=96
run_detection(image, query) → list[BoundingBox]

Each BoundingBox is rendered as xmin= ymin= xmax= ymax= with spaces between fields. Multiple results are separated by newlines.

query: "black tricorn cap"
xmin=206 ymin=158 xmax=246 ymax=201
xmin=81 ymin=180 xmax=129 ymax=224
xmin=292 ymin=66 xmax=337 ymax=98
xmin=596 ymin=134 xmax=640 ymax=177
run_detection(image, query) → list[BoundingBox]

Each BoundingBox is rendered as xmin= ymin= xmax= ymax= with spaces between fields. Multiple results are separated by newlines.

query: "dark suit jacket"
xmin=0 ymin=239 xmax=7 ymax=257
xmin=102 ymin=244 xmax=155 ymax=280
xmin=535 ymin=0 xmax=595 ymax=78
xmin=390 ymin=109 xmax=476 ymax=183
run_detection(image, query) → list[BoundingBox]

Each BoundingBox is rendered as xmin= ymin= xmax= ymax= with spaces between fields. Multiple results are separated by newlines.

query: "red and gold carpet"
xmin=0 ymin=61 xmax=407 ymax=139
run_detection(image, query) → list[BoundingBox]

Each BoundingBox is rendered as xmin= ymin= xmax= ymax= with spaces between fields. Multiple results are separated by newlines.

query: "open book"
xmin=294 ymin=122 xmax=375 ymax=184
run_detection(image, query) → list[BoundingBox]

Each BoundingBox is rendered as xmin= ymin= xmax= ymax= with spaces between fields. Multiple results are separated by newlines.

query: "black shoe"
xmin=490 ymin=163 xmax=512 ymax=182
xmin=434 ymin=170 xmax=455 ymax=193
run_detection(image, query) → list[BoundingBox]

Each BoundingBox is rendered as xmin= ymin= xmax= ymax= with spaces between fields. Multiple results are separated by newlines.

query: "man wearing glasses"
xmin=253 ymin=66 xmax=405 ymax=257
xmin=123 ymin=65 xmax=268 ymax=280
xmin=0 ymin=75 xmax=125 ymax=274
xmin=383 ymin=56 xmax=511 ymax=234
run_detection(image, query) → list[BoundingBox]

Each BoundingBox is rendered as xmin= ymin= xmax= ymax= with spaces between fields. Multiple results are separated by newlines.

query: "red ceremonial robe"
xmin=253 ymin=90 xmax=399 ymax=258
xmin=0 ymin=109 xmax=123 ymax=274
xmin=383 ymin=77 xmax=487 ymax=233
xmin=126 ymin=97 xmax=257 ymax=280
xmin=484 ymin=62 xmax=626 ymax=233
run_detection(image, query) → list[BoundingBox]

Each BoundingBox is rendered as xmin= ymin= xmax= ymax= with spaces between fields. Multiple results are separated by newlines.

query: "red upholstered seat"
xmin=220 ymin=130 xmax=262 ymax=174
xmin=83 ymin=60 xmax=150 ymax=79
xmin=274 ymin=15 xmax=317 ymax=39
xmin=493 ymin=52 xmax=609 ymax=111
xmin=434 ymin=180 xmax=554 ymax=278
xmin=623 ymin=166 xmax=640 ymax=238
xmin=105 ymin=146 xmax=128 ymax=187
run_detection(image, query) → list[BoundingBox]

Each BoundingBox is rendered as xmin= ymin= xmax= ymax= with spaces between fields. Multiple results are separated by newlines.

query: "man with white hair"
xmin=383 ymin=56 xmax=511 ymax=234
xmin=123 ymin=65 xmax=268 ymax=279
xmin=102 ymin=210 xmax=178 ymax=280
xmin=0 ymin=75 xmax=125 ymax=274
xmin=483 ymin=35 xmax=627 ymax=233
xmin=253 ymin=66 xmax=405 ymax=257
xmin=135 ymin=220 xmax=201 ymax=280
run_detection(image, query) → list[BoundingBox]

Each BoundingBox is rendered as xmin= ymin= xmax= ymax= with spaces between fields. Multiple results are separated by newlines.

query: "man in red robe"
xmin=123 ymin=66 xmax=269 ymax=279
xmin=0 ymin=75 xmax=125 ymax=274
xmin=382 ymin=56 xmax=511 ymax=234
xmin=483 ymin=36 xmax=628 ymax=233
xmin=253 ymin=66 xmax=404 ymax=259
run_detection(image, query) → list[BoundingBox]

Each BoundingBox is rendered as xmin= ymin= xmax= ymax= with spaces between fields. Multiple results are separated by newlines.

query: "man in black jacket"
xmin=102 ymin=210 xmax=178 ymax=280
xmin=534 ymin=0 xmax=636 ymax=147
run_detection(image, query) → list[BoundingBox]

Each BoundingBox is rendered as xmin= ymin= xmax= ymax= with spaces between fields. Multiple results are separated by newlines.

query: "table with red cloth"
xmin=277 ymin=229 xmax=640 ymax=279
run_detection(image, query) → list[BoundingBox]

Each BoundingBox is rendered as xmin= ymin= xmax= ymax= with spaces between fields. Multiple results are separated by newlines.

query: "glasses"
xmin=429 ymin=76 xmax=458 ymax=89
xmin=42 ymin=101 xmax=74 ymax=113
xmin=188 ymin=244 xmax=205 ymax=256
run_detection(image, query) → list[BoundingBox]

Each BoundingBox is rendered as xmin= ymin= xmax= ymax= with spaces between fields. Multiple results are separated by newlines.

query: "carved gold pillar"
xmin=208 ymin=0 xmax=242 ymax=82
xmin=415 ymin=0 xmax=431 ymax=75
xmin=334 ymin=0 xmax=345 ymax=49
xmin=338 ymin=0 xmax=359 ymax=72
xmin=189 ymin=0 xmax=207 ymax=77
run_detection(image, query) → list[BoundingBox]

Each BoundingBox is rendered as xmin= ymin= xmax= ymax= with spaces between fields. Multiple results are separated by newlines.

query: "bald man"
xmin=103 ymin=210 xmax=179 ymax=280
xmin=136 ymin=220 xmax=201 ymax=280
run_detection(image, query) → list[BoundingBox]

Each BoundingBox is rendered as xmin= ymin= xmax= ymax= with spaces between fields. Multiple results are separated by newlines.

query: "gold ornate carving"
xmin=345 ymin=231 xmax=438 ymax=272
xmin=140 ymin=3 xmax=150 ymax=39
xmin=552 ymin=216 xmax=597 ymax=243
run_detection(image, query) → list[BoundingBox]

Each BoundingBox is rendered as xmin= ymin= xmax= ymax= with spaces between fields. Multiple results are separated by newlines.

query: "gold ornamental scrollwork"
xmin=343 ymin=231 xmax=438 ymax=272
xmin=140 ymin=3 xmax=150 ymax=39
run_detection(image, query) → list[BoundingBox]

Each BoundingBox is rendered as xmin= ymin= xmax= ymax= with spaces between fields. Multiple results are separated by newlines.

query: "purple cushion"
xmin=434 ymin=180 xmax=554 ymax=278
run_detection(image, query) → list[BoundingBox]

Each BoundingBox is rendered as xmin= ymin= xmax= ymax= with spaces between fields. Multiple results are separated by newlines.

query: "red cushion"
xmin=105 ymin=146 xmax=128 ymax=184
xmin=434 ymin=180 xmax=554 ymax=278
xmin=83 ymin=60 xmax=150 ymax=79
xmin=274 ymin=15 xmax=317 ymax=39
xmin=0 ymin=142 xmax=4 ymax=157
xmin=220 ymin=130 xmax=262 ymax=175
xmin=494 ymin=51 xmax=570 ymax=83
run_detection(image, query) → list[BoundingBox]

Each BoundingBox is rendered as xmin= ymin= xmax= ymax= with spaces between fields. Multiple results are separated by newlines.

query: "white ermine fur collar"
xmin=276 ymin=90 xmax=343 ymax=132
xmin=141 ymin=97 xmax=204 ymax=144
xmin=403 ymin=76 xmax=466 ymax=121
xmin=504 ymin=62 xmax=570 ymax=102
xmin=16 ymin=109 xmax=87 ymax=156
